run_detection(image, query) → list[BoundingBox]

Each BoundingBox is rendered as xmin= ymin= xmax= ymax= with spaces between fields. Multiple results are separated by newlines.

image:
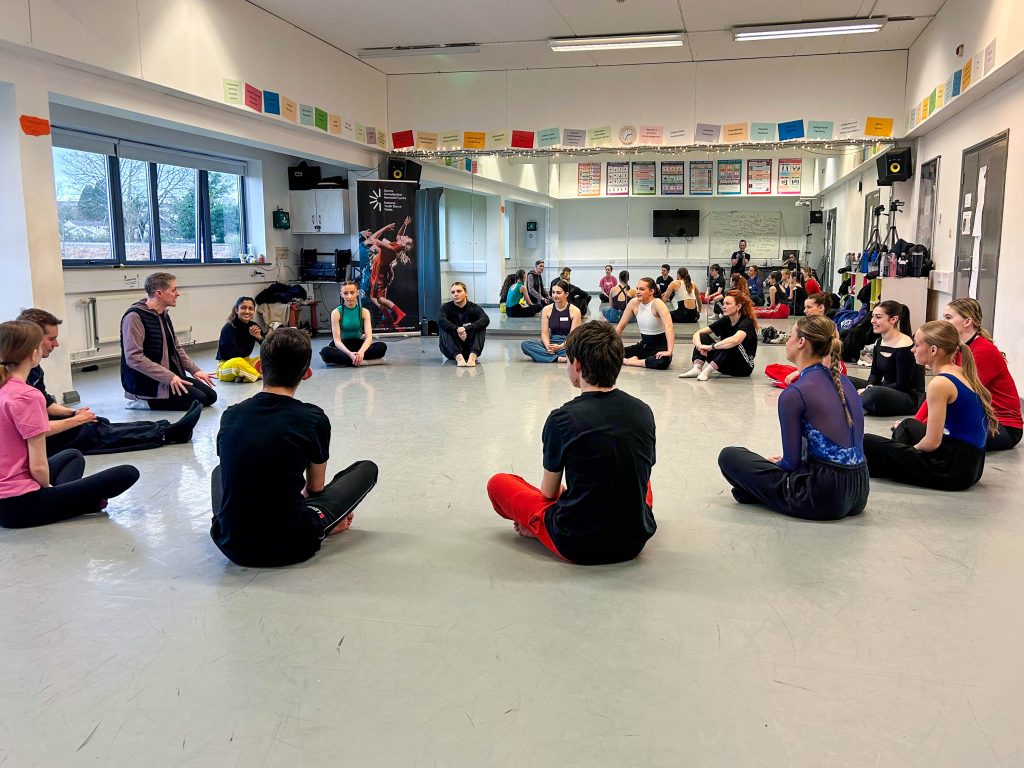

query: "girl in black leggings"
xmin=0 ymin=321 xmax=139 ymax=528
xmin=847 ymin=300 xmax=925 ymax=416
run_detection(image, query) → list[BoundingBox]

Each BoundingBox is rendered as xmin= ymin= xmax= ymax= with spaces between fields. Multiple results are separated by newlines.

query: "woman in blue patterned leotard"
xmin=718 ymin=315 xmax=870 ymax=520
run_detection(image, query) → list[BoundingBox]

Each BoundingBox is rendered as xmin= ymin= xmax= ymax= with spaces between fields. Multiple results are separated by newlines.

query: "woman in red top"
xmin=893 ymin=298 xmax=1022 ymax=451
xmin=800 ymin=266 xmax=822 ymax=297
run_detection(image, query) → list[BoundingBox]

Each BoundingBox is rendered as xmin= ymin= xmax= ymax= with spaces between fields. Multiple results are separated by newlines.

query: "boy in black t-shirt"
xmin=486 ymin=323 xmax=656 ymax=565
xmin=210 ymin=328 xmax=378 ymax=567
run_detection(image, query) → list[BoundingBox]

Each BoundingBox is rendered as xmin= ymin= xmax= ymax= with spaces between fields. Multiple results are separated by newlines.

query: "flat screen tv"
xmin=653 ymin=209 xmax=700 ymax=238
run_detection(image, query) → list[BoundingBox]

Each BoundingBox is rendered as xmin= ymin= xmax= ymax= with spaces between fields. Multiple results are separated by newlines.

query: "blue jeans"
xmin=521 ymin=335 xmax=567 ymax=363
xmin=602 ymin=308 xmax=636 ymax=323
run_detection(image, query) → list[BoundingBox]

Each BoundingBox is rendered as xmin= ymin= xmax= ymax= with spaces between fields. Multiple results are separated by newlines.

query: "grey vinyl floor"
xmin=1 ymin=332 xmax=1022 ymax=767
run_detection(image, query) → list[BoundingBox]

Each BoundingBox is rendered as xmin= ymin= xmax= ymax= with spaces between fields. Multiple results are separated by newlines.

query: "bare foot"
xmin=513 ymin=521 xmax=538 ymax=539
xmin=455 ymin=354 xmax=467 ymax=367
xmin=467 ymin=354 xmax=478 ymax=367
xmin=327 ymin=513 xmax=355 ymax=535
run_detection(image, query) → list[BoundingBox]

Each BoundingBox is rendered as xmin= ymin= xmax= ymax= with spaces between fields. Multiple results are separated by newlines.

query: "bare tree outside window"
xmin=52 ymin=147 xmax=113 ymax=261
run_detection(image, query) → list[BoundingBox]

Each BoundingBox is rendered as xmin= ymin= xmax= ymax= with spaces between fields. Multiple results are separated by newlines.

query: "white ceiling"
xmin=248 ymin=0 xmax=945 ymax=74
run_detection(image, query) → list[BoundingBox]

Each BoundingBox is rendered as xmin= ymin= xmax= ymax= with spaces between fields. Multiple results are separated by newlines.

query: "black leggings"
xmin=0 ymin=450 xmax=140 ymax=528
xmin=320 ymin=338 xmax=388 ymax=366
xmin=506 ymin=303 xmax=544 ymax=318
xmin=670 ymin=305 xmax=701 ymax=323
xmin=863 ymin=433 xmax=985 ymax=491
xmin=146 ymin=376 xmax=218 ymax=411
xmin=439 ymin=328 xmax=486 ymax=360
xmin=624 ymin=333 xmax=672 ymax=371
xmin=692 ymin=332 xmax=755 ymax=377
xmin=718 ymin=447 xmax=869 ymax=521
xmin=847 ymin=378 xmax=924 ymax=416
xmin=45 ymin=417 xmax=167 ymax=456
xmin=892 ymin=417 xmax=1022 ymax=453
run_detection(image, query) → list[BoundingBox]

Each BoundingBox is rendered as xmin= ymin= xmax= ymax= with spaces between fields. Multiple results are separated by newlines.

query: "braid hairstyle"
xmin=947 ymin=297 xmax=993 ymax=341
xmin=919 ymin=320 xmax=998 ymax=435
xmin=795 ymin=315 xmax=852 ymax=427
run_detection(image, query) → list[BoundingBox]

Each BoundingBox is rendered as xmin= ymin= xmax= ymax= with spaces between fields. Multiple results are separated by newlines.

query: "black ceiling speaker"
xmin=387 ymin=157 xmax=422 ymax=183
xmin=876 ymin=147 xmax=913 ymax=186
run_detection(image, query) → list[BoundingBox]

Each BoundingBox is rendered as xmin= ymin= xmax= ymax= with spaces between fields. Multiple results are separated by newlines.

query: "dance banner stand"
xmin=356 ymin=180 xmax=421 ymax=333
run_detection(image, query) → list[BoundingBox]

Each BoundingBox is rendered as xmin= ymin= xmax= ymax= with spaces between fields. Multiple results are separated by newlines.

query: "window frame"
xmin=54 ymin=134 xmax=249 ymax=268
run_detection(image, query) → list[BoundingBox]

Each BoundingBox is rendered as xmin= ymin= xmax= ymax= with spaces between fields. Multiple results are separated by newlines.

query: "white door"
xmin=290 ymin=191 xmax=318 ymax=234
xmin=315 ymin=189 xmax=347 ymax=234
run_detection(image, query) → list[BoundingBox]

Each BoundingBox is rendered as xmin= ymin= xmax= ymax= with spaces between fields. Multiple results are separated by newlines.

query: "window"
xmin=54 ymin=132 xmax=248 ymax=266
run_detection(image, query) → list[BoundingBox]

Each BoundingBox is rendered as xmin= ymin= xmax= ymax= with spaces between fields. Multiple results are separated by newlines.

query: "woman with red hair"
xmin=680 ymin=290 xmax=759 ymax=381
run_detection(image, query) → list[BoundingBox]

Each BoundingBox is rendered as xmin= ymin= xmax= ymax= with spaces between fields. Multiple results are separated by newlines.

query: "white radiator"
xmin=73 ymin=293 xmax=193 ymax=360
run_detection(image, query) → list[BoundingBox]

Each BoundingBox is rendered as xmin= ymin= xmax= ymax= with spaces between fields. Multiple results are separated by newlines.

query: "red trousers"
xmin=765 ymin=361 xmax=848 ymax=388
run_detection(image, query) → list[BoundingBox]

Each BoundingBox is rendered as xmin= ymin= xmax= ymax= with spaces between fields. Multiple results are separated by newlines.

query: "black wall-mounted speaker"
xmin=809 ymin=210 xmax=823 ymax=224
xmin=386 ymin=157 xmax=422 ymax=184
xmin=876 ymin=148 xmax=913 ymax=186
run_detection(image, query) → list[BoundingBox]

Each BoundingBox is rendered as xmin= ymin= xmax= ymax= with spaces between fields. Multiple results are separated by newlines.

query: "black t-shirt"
xmin=730 ymin=252 xmax=749 ymax=274
xmin=27 ymin=366 xmax=56 ymax=407
xmin=708 ymin=275 xmax=726 ymax=297
xmin=655 ymin=275 xmax=672 ymax=297
xmin=710 ymin=315 xmax=758 ymax=361
xmin=211 ymin=392 xmax=330 ymax=567
xmin=542 ymin=389 xmax=656 ymax=565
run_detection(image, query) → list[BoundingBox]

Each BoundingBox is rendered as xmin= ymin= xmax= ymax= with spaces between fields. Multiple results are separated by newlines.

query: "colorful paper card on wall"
xmin=437 ymin=131 xmax=459 ymax=147
xmin=488 ymin=130 xmax=509 ymax=149
xmin=537 ymin=128 xmax=561 ymax=147
xmin=915 ymin=102 xmax=923 ymax=124
xmin=376 ymin=129 xmax=386 ymax=149
xmin=299 ymin=105 xmax=315 ymax=126
xmin=244 ymin=83 xmax=262 ymax=112
xmin=717 ymin=159 xmax=742 ymax=194
xmin=222 ymin=79 xmax=243 ymax=105
xmin=416 ymin=131 xmax=438 ymax=150
xmin=562 ymin=129 xmax=587 ymax=148
xmin=750 ymin=123 xmax=775 ymax=141
xmin=921 ymin=97 xmax=930 ymax=121
xmin=962 ymin=58 xmax=973 ymax=90
xmin=984 ymin=39 xmax=996 ymax=75
xmin=577 ymin=162 xmax=602 ymax=197
xmin=689 ymin=160 xmax=713 ymax=195
xmin=281 ymin=97 xmax=298 ymax=122
xmin=588 ymin=126 xmax=612 ymax=146
xmin=660 ymin=161 xmax=685 ymax=195
xmin=778 ymin=158 xmax=802 ymax=195
xmin=19 ymin=115 xmax=51 ymax=136
xmin=864 ymin=117 xmax=894 ymax=137
xmin=392 ymin=130 xmax=415 ymax=149
xmin=936 ymin=84 xmax=945 ymax=110
xmin=928 ymin=90 xmax=937 ymax=115
xmin=606 ymin=161 xmax=629 ymax=196
xmin=354 ymin=123 xmax=366 ymax=143
xmin=667 ymin=128 xmax=688 ymax=143
xmin=747 ymin=159 xmax=772 ymax=195
xmin=945 ymin=74 xmax=955 ymax=103
xmin=639 ymin=126 xmax=663 ymax=144
xmin=777 ymin=120 xmax=804 ymax=141
xmin=342 ymin=120 xmax=355 ymax=138
xmin=329 ymin=114 xmax=342 ymax=135
xmin=511 ymin=130 xmax=535 ymax=149
xmin=314 ymin=108 xmax=328 ymax=131
xmin=263 ymin=91 xmax=280 ymax=115
xmin=952 ymin=69 xmax=962 ymax=96
xmin=723 ymin=123 xmax=748 ymax=142
xmin=807 ymin=120 xmax=834 ymax=139
xmin=631 ymin=161 xmax=657 ymax=195
xmin=463 ymin=131 xmax=486 ymax=150
xmin=837 ymin=119 xmax=861 ymax=138
xmin=972 ymin=51 xmax=984 ymax=82
xmin=695 ymin=123 xmax=721 ymax=143
xmin=365 ymin=126 xmax=377 ymax=145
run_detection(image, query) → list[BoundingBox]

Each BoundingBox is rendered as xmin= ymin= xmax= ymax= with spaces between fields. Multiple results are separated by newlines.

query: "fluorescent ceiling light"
xmin=549 ymin=33 xmax=685 ymax=52
xmin=733 ymin=18 xmax=886 ymax=41
xmin=358 ymin=43 xmax=481 ymax=59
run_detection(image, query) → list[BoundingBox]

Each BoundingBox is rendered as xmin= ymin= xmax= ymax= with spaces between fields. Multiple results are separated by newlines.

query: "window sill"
xmin=62 ymin=261 xmax=271 ymax=270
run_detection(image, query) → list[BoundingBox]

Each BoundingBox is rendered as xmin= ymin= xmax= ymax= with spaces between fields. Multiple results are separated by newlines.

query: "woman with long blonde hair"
xmin=864 ymin=320 xmax=996 ymax=491
xmin=718 ymin=315 xmax=868 ymax=520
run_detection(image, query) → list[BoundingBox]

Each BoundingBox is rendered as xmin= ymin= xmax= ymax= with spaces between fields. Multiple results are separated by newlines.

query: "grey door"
xmin=824 ymin=208 xmax=838 ymax=289
xmin=953 ymin=131 xmax=1008 ymax=331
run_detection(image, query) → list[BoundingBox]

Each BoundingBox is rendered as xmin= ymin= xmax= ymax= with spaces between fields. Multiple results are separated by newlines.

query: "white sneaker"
xmin=678 ymin=365 xmax=703 ymax=379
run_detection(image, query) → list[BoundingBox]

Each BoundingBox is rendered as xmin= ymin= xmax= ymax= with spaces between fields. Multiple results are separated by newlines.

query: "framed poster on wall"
xmin=577 ymin=162 xmax=602 ymax=197
xmin=777 ymin=158 xmax=803 ymax=195
xmin=717 ymin=159 xmax=742 ymax=195
xmin=606 ymin=161 xmax=629 ymax=196
xmin=747 ymin=159 xmax=773 ymax=195
xmin=660 ymin=161 xmax=685 ymax=195
xmin=689 ymin=160 xmax=713 ymax=195
xmin=631 ymin=161 xmax=656 ymax=195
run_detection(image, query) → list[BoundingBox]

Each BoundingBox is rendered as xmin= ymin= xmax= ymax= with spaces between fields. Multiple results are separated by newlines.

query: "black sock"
xmin=163 ymin=401 xmax=202 ymax=444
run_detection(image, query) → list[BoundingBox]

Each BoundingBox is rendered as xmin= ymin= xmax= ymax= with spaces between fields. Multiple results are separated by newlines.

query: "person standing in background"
xmin=730 ymin=240 xmax=750 ymax=275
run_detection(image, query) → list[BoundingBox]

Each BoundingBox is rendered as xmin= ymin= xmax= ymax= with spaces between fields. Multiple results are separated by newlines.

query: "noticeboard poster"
xmin=660 ymin=162 xmax=685 ymax=195
xmin=631 ymin=161 xmax=656 ymax=195
xmin=777 ymin=158 xmax=803 ymax=195
xmin=606 ymin=162 xmax=630 ymax=196
xmin=689 ymin=160 xmax=713 ymax=195
xmin=747 ymin=159 xmax=773 ymax=195
xmin=717 ymin=159 xmax=742 ymax=195
xmin=577 ymin=162 xmax=602 ymax=197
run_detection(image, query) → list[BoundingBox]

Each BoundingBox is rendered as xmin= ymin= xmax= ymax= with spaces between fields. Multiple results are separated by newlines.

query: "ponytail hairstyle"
xmin=947 ymin=297 xmax=993 ymax=341
xmin=498 ymin=272 xmax=517 ymax=304
xmin=638 ymin=277 xmax=660 ymax=299
xmin=227 ymin=296 xmax=256 ymax=323
xmin=618 ymin=270 xmax=630 ymax=288
xmin=919 ymin=320 xmax=998 ymax=435
xmin=0 ymin=321 xmax=43 ymax=389
xmin=730 ymin=272 xmax=749 ymax=296
xmin=724 ymin=289 xmax=759 ymax=330
xmin=678 ymin=267 xmax=693 ymax=293
xmin=795 ymin=316 xmax=851 ymax=426
xmin=877 ymin=299 xmax=912 ymax=335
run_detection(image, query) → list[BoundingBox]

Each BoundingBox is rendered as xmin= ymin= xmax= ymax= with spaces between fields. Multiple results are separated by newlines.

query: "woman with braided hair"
xmin=718 ymin=315 xmax=869 ymax=520
xmin=864 ymin=320 xmax=996 ymax=491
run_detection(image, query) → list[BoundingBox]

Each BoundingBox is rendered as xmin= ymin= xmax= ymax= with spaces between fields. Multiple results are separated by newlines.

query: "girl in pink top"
xmin=0 ymin=321 xmax=139 ymax=528
xmin=599 ymin=265 xmax=618 ymax=302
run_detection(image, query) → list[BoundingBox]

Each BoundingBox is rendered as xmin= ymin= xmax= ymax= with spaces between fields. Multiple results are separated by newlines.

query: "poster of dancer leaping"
xmin=356 ymin=179 xmax=420 ymax=333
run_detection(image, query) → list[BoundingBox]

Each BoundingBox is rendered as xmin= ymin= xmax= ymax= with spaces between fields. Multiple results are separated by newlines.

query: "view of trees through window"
xmin=53 ymin=145 xmax=246 ymax=265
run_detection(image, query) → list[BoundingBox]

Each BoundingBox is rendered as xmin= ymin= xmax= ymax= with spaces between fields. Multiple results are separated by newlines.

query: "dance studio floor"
xmin=2 ymin=334 xmax=1022 ymax=767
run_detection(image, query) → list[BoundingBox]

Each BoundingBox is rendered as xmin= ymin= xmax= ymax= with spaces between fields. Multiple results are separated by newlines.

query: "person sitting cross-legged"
xmin=320 ymin=281 xmax=388 ymax=367
xmin=210 ymin=328 xmax=378 ymax=567
xmin=521 ymin=279 xmax=582 ymax=363
xmin=487 ymin=322 xmax=657 ymax=565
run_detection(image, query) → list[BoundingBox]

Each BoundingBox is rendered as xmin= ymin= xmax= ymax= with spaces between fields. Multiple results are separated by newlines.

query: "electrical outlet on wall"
xmin=275 ymin=246 xmax=290 ymax=262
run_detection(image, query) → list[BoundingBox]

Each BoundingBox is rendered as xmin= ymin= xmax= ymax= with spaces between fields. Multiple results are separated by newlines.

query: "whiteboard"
xmin=708 ymin=212 xmax=782 ymax=267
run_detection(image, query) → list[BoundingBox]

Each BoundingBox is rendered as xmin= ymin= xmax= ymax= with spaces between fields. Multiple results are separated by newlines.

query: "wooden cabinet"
xmin=290 ymin=189 xmax=347 ymax=234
